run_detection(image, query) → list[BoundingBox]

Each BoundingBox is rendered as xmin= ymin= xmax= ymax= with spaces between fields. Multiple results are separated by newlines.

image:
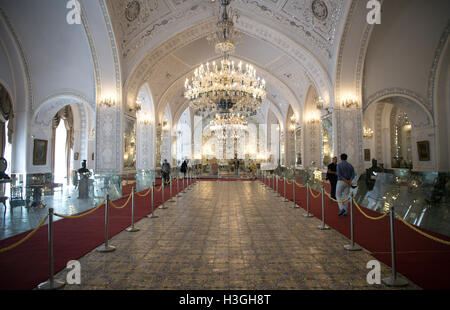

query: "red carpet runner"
xmin=267 ymin=177 xmax=450 ymax=290
xmin=0 ymin=178 xmax=194 ymax=290
xmin=1 ymin=177 xmax=449 ymax=290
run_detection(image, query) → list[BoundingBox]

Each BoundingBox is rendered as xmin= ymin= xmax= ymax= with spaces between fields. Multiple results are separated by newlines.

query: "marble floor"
xmin=53 ymin=181 xmax=419 ymax=290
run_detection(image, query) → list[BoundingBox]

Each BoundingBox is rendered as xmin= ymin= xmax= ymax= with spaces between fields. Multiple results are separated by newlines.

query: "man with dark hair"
xmin=180 ymin=159 xmax=188 ymax=178
xmin=336 ymin=153 xmax=355 ymax=216
xmin=162 ymin=159 xmax=171 ymax=184
xmin=326 ymin=156 xmax=338 ymax=200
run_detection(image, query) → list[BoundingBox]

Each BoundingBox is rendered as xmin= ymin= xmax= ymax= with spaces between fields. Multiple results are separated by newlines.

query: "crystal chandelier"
xmin=184 ymin=0 xmax=266 ymax=117
xmin=210 ymin=113 xmax=248 ymax=132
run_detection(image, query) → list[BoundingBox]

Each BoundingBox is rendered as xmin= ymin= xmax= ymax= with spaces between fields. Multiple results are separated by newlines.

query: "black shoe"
xmin=342 ymin=211 xmax=348 ymax=216
xmin=338 ymin=209 xmax=345 ymax=216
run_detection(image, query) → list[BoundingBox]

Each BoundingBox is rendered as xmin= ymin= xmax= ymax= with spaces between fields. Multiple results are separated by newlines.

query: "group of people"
xmin=325 ymin=153 xmax=356 ymax=216
xmin=161 ymin=159 xmax=189 ymax=184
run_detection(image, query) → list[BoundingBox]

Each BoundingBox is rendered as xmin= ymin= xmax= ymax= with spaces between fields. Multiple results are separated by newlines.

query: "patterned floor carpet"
xmin=56 ymin=181 xmax=418 ymax=290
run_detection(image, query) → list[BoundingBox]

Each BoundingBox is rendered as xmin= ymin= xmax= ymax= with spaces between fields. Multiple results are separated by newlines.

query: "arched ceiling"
xmin=107 ymin=0 xmax=347 ymax=123
xmin=107 ymin=0 xmax=346 ymax=71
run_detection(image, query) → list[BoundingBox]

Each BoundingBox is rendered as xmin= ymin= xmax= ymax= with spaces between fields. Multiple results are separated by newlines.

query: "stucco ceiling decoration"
xmin=124 ymin=16 xmax=332 ymax=112
xmin=107 ymin=0 xmax=345 ymax=68
xmin=238 ymin=0 xmax=344 ymax=60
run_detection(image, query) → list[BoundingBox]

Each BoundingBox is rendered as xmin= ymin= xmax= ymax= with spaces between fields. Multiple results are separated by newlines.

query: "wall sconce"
xmin=139 ymin=119 xmax=151 ymax=126
xmin=363 ymin=127 xmax=374 ymax=138
xmin=161 ymin=120 xmax=170 ymax=131
xmin=308 ymin=118 xmax=320 ymax=124
xmin=342 ymin=97 xmax=358 ymax=108
xmin=99 ymin=98 xmax=114 ymax=108
xmin=315 ymin=96 xmax=325 ymax=110
xmin=130 ymin=103 xmax=142 ymax=113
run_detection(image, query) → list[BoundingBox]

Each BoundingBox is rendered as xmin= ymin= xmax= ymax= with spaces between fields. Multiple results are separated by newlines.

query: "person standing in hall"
xmin=336 ymin=153 xmax=355 ymax=216
xmin=180 ymin=159 xmax=188 ymax=179
xmin=326 ymin=156 xmax=338 ymax=200
xmin=162 ymin=159 xmax=171 ymax=185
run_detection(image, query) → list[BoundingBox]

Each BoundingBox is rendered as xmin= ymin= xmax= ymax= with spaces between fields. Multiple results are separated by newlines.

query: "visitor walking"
xmin=326 ymin=156 xmax=338 ymax=200
xmin=336 ymin=154 xmax=355 ymax=216
xmin=180 ymin=159 xmax=188 ymax=178
xmin=162 ymin=159 xmax=171 ymax=184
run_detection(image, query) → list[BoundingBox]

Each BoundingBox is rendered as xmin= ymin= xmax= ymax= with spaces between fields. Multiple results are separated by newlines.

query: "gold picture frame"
xmin=33 ymin=139 xmax=48 ymax=166
xmin=417 ymin=141 xmax=430 ymax=161
xmin=364 ymin=149 xmax=371 ymax=162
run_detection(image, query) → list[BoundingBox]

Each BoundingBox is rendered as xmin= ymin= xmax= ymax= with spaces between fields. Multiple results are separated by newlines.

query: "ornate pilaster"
xmin=136 ymin=122 xmax=154 ymax=169
xmin=334 ymin=107 xmax=364 ymax=172
xmin=95 ymin=103 xmax=122 ymax=173
xmin=303 ymin=120 xmax=322 ymax=168
xmin=155 ymin=125 xmax=162 ymax=168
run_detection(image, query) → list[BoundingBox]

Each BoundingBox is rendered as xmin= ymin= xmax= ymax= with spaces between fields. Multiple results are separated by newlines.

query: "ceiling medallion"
xmin=125 ymin=0 xmax=140 ymax=22
xmin=312 ymin=0 xmax=328 ymax=21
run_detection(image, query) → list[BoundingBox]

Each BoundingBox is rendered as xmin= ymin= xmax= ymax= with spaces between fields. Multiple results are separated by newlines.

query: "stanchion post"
xmin=37 ymin=208 xmax=65 ymax=290
xmin=382 ymin=205 xmax=408 ymax=287
xmin=147 ymin=183 xmax=158 ymax=218
xmin=126 ymin=188 xmax=139 ymax=232
xmin=291 ymin=179 xmax=299 ymax=209
xmin=344 ymin=193 xmax=361 ymax=251
xmin=169 ymin=176 xmax=175 ymax=202
xmin=161 ymin=180 xmax=168 ymax=209
xmin=97 ymin=194 xmax=116 ymax=252
xmin=317 ymin=186 xmax=330 ymax=230
xmin=304 ymin=184 xmax=313 ymax=218
xmin=275 ymin=175 xmax=279 ymax=196
xmin=283 ymin=176 xmax=288 ymax=202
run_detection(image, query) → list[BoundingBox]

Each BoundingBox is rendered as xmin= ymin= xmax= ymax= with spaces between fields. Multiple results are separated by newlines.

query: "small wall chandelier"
xmin=184 ymin=0 xmax=266 ymax=118
xmin=363 ymin=126 xmax=374 ymax=138
xmin=99 ymin=98 xmax=115 ymax=108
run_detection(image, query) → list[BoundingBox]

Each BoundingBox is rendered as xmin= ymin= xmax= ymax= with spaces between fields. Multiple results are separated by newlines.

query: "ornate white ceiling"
xmin=107 ymin=0 xmax=345 ymax=67
xmin=106 ymin=0 xmax=346 ymax=121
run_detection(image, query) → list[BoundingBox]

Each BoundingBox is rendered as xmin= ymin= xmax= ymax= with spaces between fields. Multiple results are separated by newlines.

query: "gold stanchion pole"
xmin=37 ymin=208 xmax=65 ymax=290
xmin=126 ymin=187 xmax=139 ymax=232
xmin=382 ymin=205 xmax=408 ymax=287
xmin=97 ymin=194 xmax=116 ymax=252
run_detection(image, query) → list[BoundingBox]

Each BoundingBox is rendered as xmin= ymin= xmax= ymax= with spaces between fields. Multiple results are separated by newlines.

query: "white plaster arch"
xmin=365 ymin=91 xmax=434 ymax=128
xmin=32 ymin=93 xmax=93 ymax=162
xmin=124 ymin=16 xmax=333 ymax=113
xmin=365 ymin=94 xmax=437 ymax=171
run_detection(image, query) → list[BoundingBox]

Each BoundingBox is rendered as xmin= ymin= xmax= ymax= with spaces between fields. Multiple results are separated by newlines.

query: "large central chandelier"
xmin=184 ymin=0 xmax=266 ymax=118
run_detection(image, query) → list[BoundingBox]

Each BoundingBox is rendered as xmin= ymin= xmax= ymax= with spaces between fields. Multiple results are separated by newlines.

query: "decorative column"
xmin=334 ymin=106 xmax=364 ymax=172
xmin=95 ymin=99 xmax=123 ymax=173
xmin=136 ymin=119 xmax=154 ymax=170
xmin=155 ymin=125 xmax=162 ymax=168
xmin=303 ymin=118 xmax=321 ymax=168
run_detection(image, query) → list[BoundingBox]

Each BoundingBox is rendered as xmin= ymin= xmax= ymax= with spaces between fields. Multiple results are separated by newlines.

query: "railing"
xmin=0 ymin=170 xmax=198 ymax=290
xmin=258 ymin=167 xmax=450 ymax=288
xmin=260 ymin=166 xmax=450 ymax=238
